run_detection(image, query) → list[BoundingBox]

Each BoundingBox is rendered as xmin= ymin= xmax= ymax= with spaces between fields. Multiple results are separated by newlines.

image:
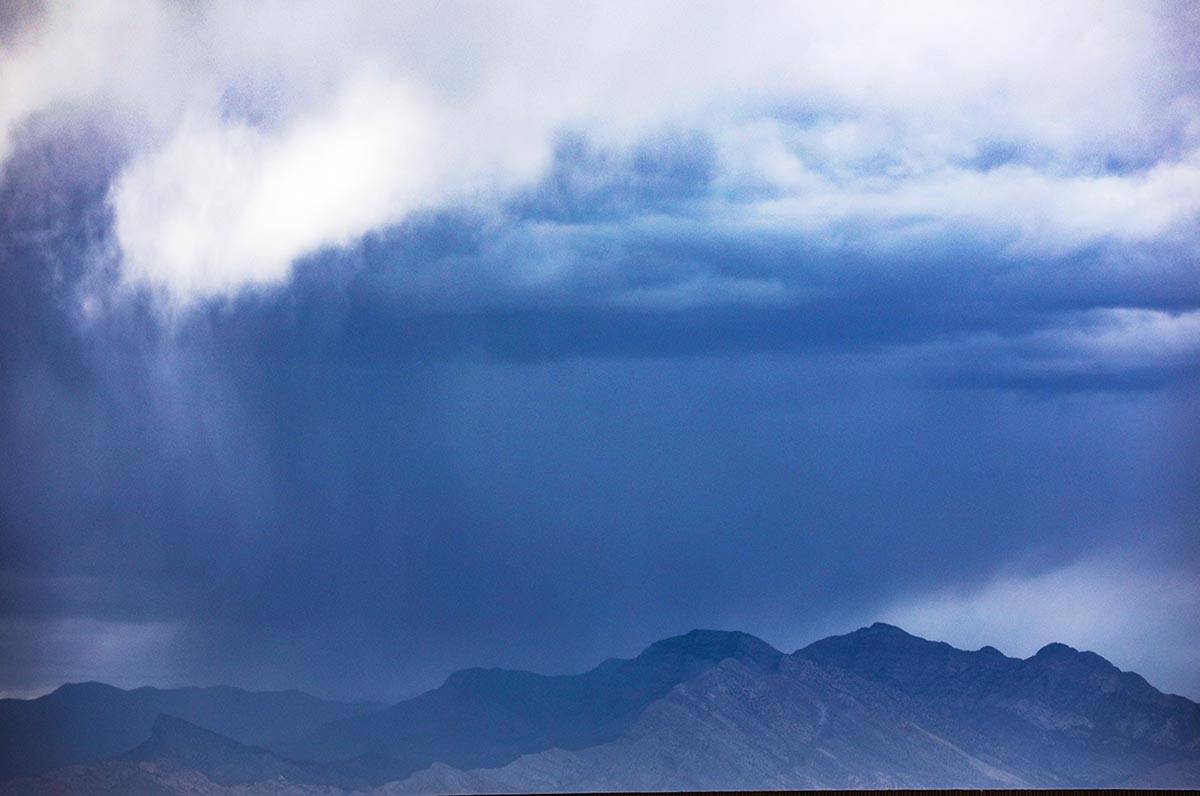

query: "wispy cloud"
xmin=877 ymin=551 xmax=1200 ymax=698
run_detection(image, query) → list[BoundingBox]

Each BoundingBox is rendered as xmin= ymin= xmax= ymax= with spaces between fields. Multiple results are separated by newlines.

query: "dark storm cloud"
xmin=2 ymin=117 xmax=1198 ymax=701
xmin=125 ymin=131 xmax=1192 ymax=384
xmin=1 ymin=1 xmax=1198 ymax=702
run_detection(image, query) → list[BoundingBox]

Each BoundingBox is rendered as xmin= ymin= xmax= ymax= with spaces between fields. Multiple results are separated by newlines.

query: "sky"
xmin=0 ymin=0 xmax=1198 ymax=702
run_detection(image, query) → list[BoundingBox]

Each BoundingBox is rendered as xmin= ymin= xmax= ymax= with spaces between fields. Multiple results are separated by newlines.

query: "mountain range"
xmin=2 ymin=623 xmax=1198 ymax=793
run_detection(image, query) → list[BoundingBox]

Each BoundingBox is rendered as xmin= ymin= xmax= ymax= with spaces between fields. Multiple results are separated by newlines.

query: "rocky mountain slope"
xmin=797 ymin=622 xmax=1200 ymax=784
xmin=283 ymin=629 xmax=783 ymax=782
xmin=385 ymin=655 xmax=1026 ymax=792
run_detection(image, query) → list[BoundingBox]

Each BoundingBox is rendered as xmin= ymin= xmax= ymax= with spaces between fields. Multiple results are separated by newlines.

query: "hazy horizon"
xmin=3 ymin=619 xmax=1196 ymax=706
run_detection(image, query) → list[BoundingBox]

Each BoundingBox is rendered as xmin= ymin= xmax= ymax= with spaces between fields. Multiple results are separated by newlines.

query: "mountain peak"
xmin=796 ymin=622 xmax=1011 ymax=694
xmin=1034 ymin=641 xmax=1079 ymax=658
xmin=50 ymin=681 xmax=123 ymax=696
xmin=1030 ymin=642 xmax=1117 ymax=674
xmin=803 ymin=622 xmax=933 ymax=652
xmin=638 ymin=629 xmax=782 ymax=668
xmin=43 ymin=681 xmax=128 ymax=706
xmin=136 ymin=713 xmax=249 ymax=760
xmin=1028 ymin=641 xmax=1143 ymax=691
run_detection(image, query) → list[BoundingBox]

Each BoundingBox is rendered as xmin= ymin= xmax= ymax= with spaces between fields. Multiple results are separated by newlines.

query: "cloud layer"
xmin=2 ymin=0 xmax=1197 ymax=306
xmin=1 ymin=1 xmax=1197 ymax=701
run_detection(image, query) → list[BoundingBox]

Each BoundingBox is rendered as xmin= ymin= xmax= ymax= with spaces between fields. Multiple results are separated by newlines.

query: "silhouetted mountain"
xmin=5 ymin=624 xmax=1199 ymax=792
xmin=1 ymin=714 xmax=366 ymax=795
xmin=0 ymin=682 xmax=380 ymax=781
xmin=285 ymin=629 xmax=783 ymax=782
xmin=384 ymin=625 xmax=1200 ymax=790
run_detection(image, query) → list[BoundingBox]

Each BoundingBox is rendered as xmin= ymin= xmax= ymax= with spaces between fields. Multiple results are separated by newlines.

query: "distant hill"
xmin=4 ymin=624 xmax=1199 ymax=792
xmin=0 ymin=682 xmax=380 ymax=781
xmin=1 ymin=713 xmax=366 ymax=795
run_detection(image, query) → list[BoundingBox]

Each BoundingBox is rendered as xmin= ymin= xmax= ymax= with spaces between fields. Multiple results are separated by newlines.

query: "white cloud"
xmin=0 ymin=0 xmax=210 ymax=162
xmin=721 ymin=139 xmax=1200 ymax=254
xmin=1058 ymin=308 xmax=1200 ymax=363
xmin=899 ymin=307 xmax=1200 ymax=381
xmin=2 ymin=0 xmax=1197 ymax=303
xmin=110 ymin=73 xmax=444 ymax=302
xmin=877 ymin=553 xmax=1200 ymax=698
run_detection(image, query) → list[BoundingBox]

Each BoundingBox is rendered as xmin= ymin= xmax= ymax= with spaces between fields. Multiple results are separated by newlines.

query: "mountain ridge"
xmin=282 ymin=627 xmax=786 ymax=782
xmin=377 ymin=625 xmax=1199 ymax=791
xmin=4 ymin=623 xmax=1199 ymax=792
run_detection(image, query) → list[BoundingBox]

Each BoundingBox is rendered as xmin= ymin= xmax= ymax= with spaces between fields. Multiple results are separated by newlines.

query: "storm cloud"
xmin=0 ymin=0 xmax=1197 ymax=701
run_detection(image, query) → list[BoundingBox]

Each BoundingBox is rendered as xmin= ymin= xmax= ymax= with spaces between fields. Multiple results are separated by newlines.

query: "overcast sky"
xmin=1 ymin=0 xmax=1198 ymax=702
